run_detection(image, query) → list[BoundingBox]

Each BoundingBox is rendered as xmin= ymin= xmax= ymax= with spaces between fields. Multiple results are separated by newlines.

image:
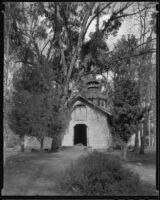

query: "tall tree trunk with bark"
xmin=51 ymin=137 xmax=58 ymax=152
xmin=122 ymin=142 xmax=128 ymax=161
xmin=139 ymin=136 xmax=145 ymax=154
xmin=153 ymin=98 xmax=156 ymax=150
xmin=62 ymin=2 xmax=95 ymax=105
xmin=96 ymin=5 xmax=100 ymax=32
xmin=4 ymin=2 xmax=11 ymax=165
xmin=140 ymin=111 xmax=149 ymax=153
xmin=139 ymin=121 xmax=145 ymax=154
xmin=134 ymin=130 xmax=139 ymax=152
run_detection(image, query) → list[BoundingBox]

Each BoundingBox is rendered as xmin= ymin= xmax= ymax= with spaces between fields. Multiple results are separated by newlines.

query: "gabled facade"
xmin=61 ymin=96 xmax=112 ymax=149
xmin=62 ymin=74 xmax=113 ymax=149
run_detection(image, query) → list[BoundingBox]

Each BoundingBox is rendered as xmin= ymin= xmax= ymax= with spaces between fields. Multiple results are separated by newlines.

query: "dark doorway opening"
xmin=74 ymin=124 xmax=87 ymax=146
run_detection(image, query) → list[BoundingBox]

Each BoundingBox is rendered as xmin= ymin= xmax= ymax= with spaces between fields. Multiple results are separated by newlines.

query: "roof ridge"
xmin=69 ymin=95 xmax=111 ymax=116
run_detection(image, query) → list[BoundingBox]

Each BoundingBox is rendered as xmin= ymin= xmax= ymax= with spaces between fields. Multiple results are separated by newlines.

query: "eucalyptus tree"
xmin=110 ymin=35 xmax=142 ymax=160
xmin=4 ymin=2 xmax=157 ymax=154
xmin=131 ymin=2 xmax=157 ymax=153
xmin=7 ymin=2 xmax=154 ymax=102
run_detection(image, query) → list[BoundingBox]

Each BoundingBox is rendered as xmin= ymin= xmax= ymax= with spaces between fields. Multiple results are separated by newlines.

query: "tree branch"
xmin=65 ymin=2 xmax=95 ymax=94
xmin=56 ymin=3 xmax=68 ymax=76
xmin=41 ymin=39 xmax=51 ymax=55
xmin=106 ymin=48 xmax=156 ymax=73
xmin=47 ymin=34 xmax=56 ymax=60
xmin=114 ymin=5 xmax=152 ymax=21
xmin=83 ymin=2 xmax=113 ymax=40
xmin=16 ymin=29 xmax=41 ymax=60
xmin=134 ymin=38 xmax=156 ymax=50
xmin=100 ymin=2 xmax=133 ymax=35
xmin=60 ymin=3 xmax=72 ymax=48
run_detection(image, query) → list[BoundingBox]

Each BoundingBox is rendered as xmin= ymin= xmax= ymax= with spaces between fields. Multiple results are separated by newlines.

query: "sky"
xmin=86 ymin=14 xmax=140 ymax=51
xmin=85 ymin=2 xmax=157 ymax=50
xmin=84 ymin=2 xmax=157 ymax=82
xmin=85 ymin=12 xmax=139 ymax=81
xmin=32 ymin=2 xmax=157 ymax=52
xmin=38 ymin=3 xmax=142 ymax=51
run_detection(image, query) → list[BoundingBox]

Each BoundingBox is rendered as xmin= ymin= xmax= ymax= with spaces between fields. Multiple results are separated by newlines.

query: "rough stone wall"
xmin=62 ymin=101 xmax=112 ymax=149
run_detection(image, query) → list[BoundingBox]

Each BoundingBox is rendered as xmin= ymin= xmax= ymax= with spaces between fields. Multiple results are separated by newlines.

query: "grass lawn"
xmin=3 ymin=147 xmax=86 ymax=195
xmin=2 ymin=147 xmax=158 ymax=196
xmin=126 ymin=149 xmax=157 ymax=189
xmin=105 ymin=148 xmax=158 ymax=195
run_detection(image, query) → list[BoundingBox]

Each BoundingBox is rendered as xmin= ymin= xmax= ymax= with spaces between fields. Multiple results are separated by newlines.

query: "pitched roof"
xmin=84 ymin=90 xmax=108 ymax=100
xmin=68 ymin=95 xmax=112 ymax=117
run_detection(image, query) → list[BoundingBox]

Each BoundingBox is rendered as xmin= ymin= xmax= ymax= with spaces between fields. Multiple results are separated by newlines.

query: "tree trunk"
xmin=139 ymin=121 xmax=145 ymax=154
xmin=96 ymin=5 xmax=100 ymax=32
xmin=4 ymin=2 xmax=11 ymax=166
xmin=139 ymin=135 xmax=145 ymax=154
xmin=40 ymin=138 xmax=44 ymax=151
xmin=148 ymin=112 xmax=151 ymax=146
xmin=4 ymin=137 xmax=6 ymax=165
xmin=152 ymin=123 xmax=156 ymax=150
xmin=3 ymin=119 xmax=9 ymax=165
xmin=140 ymin=112 xmax=149 ymax=154
xmin=20 ymin=135 xmax=25 ymax=152
xmin=65 ymin=2 xmax=95 ymax=97
xmin=134 ymin=130 xmax=139 ymax=152
xmin=122 ymin=143 xmax=127 ymax=161
xmin=51 ymin=137 xmax=58 ymax=152
xmin=153 ymin=104 xmax=156 ymax=150
xmin=3 ymin=127 xmax=8 ymax=166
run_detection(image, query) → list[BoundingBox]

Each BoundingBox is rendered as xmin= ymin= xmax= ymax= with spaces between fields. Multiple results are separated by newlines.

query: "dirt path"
xmin=126 ymin=163 xmax=156 ymax=187
xmin=3 ymin=147 xmax=87 ymax=195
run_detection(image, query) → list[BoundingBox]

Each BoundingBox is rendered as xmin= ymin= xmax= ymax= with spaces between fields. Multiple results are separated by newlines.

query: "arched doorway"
xmin=74 ymin=124 xmax=87 ymax=146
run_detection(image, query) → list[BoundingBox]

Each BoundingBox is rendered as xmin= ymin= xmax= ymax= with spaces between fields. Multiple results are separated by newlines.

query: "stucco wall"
xmin=61 ymin=101 xmax=112 ymax=149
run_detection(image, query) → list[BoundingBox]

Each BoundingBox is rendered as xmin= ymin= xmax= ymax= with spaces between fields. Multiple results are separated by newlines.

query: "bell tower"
xmin=86 ymin=74 xmax=100 ymax=104
xmin=81 ymin=74 xmax=108 ymax=109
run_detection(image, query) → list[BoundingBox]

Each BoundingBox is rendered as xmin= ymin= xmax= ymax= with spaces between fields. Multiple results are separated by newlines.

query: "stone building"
xmin=61 ymin=74 xmax=112 ymax=150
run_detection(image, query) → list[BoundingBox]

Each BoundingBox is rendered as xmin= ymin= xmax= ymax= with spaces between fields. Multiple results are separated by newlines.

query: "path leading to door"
xmin=3 ymin=147 xmax=87 ymax=195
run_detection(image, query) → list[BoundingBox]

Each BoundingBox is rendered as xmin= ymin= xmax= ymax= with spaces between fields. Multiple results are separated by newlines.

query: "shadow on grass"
xmin=126 ymin=150 xmax=156 ymax=165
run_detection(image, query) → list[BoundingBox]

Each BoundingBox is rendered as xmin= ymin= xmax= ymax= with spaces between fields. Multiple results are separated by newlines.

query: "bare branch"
xmin=31 ymin=17 xmax=38 ymax=36
xmin=107 ymin=48 xmax=156 ymax=72
xmin=135 ymin=38 xmax=156 ymax=50
xmin=83 ymin=2 xmax=113 ymax=40
xmin=55 ymin=3 xmax=68 ymax=76
xmin=59 ymin=3 xmax=72 ymax=48
xmin=59 ymin=38 xmax=68 ymax=76
xmin=100 ymin=2 xmax=132 ymax=35
xmin=41 ymin=39 xmax=51 ymax=55
xmin=47 ymin=38 xmax=56 ymax=60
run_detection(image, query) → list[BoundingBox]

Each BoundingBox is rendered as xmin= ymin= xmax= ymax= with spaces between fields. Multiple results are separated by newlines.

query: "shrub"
xmin=7 ymin=133 xmax=19 ymax=148
xmin=57 ymin=152 xmax=157 ymax=196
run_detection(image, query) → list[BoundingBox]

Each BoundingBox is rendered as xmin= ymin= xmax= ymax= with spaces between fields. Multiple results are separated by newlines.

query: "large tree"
xmin=7 ymin=2 xmax=156 ymax=101
xmin=4 ymin=2 xmax=157 ymax=157
xmin=111 ymin=35 xmax=145 ymax=160
xmin=9 ymin=63 xmax=69 ymax=151
xmin=132 ymin=2 xmax=157 ymax=153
